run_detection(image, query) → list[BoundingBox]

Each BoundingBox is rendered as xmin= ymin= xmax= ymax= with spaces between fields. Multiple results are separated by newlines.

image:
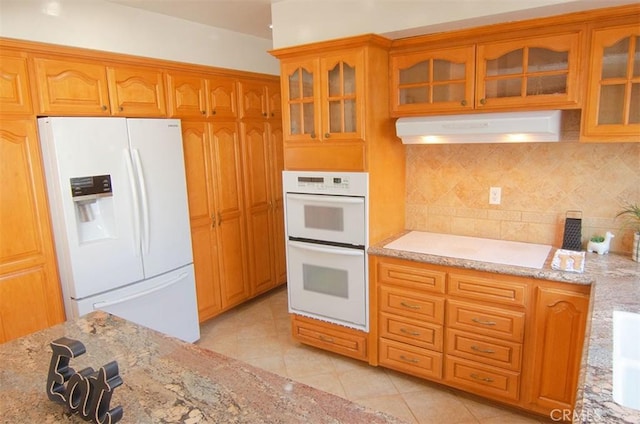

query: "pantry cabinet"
xmin=0 ymin=119 xmax=65 ymax=343
xmin=33 ymin=56 xmax=167 ymax=116
xmin=241 ymin=119 xmax=286 ymax=296
xmin=582 ymin=21 xmax=640 ymax=142
xmin=390 ymin=32 xmax=581 ymax=116
xmin=369 ymin=255 xmax=591 ymax=419
xmin=0 ymin=53 xmax=34 ymax=114
xmin=181 ymin=120 xmax=250 ymax=320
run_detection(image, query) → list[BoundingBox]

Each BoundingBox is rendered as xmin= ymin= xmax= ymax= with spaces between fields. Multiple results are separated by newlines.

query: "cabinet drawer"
xmin=446 ymin=329 xmax=522 ymax=371
xmin=291 ymin=315 xmax=367 ymax=361
xmin=377 ymin=258 xmax=446 ymax=293
xmin=448 ymin=300 xmax=525 ymax=342
xmin=379 ymin=338 xmax=443 ymax=380
xmin=448 ymin=273 xmax=527 ymax=307
xmin=380 ymin=312 xmax=443 ymax=351
xmin=445 ymin=356 xmax=520 ymax=401
xmin=380 ymin=285 xmax=445 ymax=324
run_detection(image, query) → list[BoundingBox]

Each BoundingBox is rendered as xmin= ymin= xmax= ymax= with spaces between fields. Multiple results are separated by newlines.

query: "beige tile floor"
xmin=197 ymin=286 xmax=552 ymax=424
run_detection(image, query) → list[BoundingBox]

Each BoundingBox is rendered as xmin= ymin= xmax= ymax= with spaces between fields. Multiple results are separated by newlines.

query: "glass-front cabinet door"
xmin=320 ymin=50 xmax=365 ymax=142
xmin=476 ymin=33 xmax=580 ymax=109
xmin=281 ymin=58 xmax=320 ymax=142
xmin=390 ymin=46 xmax=475 ymax=115
xmin=583 ymin=23 xmax=640 ymax=141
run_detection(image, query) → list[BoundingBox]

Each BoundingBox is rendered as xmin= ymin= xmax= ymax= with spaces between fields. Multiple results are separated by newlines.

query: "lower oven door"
xmin=287 ymin=240 xmax=366 ymax=330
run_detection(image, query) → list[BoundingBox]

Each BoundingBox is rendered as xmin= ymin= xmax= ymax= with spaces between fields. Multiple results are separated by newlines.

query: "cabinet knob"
xmin=211 ymin=215 xmax=216 ymax=227
xmin=218 ymin=212 xmax=222 ymax=226
xmin=101 ymin=105 xmax=108 ymax=111
xmin=479 ymin=98 xmax=487 ymax=105
xmin=119 ymin=106 xmax=124 ymax=111
xmin=461 ymin=100 xmax=467 ymax=106
xmin=310 ymin=131 xmax=316 ymax=139
xmin=263 ymin=112 xmax=268 ymax=117
xmin=212 ymin=110 xmax=217 ymax=115
xmin=201 ymin=110 xmax=206 ymax=115
xmin=271 ymin=112 xmax=275 ymax=117
xmin=324 ymin=133 xmax=330 ymax=138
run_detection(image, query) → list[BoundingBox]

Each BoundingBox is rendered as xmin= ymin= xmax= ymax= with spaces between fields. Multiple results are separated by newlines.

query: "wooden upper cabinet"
xmin=167 ymin=73 xmax=237 ymax=119
xmin=281 ymin=57 xmax=320 ymax=141
xmin=280 ymin=49 xmax=365 ymax=143
xmin=238 ymin=80 xmax=282 ymax=120
xmin=320 ymin=50 xmax=365 ymax=142
xmin=476 ymin=33 xmax=581 ymax=109
xmin=582 ymin=22 xmax=640 ymax=142
xmin=107 ymin=65 xmax=166 ymax=117
xmin=33 ymin=57 xmax=166 ymax=116
xmin=167 ymin=73 xmax=207 ymax=118
xmin=390 ymin=46 xmax=475 ymax=115
xmin=390 ymin=31 xmax=581 ymax=115
xmin=206 ymin=76 xmax=238 ymax=119
xmin=33 ymin=57 xmax=111 ymax=115
xmin=0 ymin=53 xmax=34 ymax=115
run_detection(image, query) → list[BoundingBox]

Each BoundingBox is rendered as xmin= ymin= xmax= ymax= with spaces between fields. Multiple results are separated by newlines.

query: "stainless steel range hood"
xmin=396 ymin=110 xmax=562 ymax=144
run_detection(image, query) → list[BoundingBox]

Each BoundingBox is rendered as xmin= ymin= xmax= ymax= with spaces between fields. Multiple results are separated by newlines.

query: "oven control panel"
xmin=283 ymin=171 xmax=368 ymax=196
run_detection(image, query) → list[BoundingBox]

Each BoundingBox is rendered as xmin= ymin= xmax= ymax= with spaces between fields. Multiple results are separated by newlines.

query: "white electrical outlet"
xmin=489 ymin=187 xmax=501 ymax=205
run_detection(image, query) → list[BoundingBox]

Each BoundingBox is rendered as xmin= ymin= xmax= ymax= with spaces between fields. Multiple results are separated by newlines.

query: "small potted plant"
xmin=615 ymin=202 xmax=640 ymax=262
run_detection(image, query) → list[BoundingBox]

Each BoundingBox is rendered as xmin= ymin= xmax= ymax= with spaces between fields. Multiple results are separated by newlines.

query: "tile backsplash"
xmin=405 ymin=141 xmax=640 ymax=254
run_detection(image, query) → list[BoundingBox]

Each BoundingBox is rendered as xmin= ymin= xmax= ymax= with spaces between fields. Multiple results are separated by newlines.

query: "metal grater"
xmin=561 ymin=211 xmax=583 ymax=251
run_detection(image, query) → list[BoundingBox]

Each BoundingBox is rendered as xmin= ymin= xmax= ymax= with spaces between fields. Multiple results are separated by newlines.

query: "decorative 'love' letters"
xmin=46 ymin=337 xmax=123 ymax=424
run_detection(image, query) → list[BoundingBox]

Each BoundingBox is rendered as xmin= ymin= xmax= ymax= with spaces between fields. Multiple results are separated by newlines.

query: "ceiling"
xmin=107 ymin=0 xmax=276 ymax=40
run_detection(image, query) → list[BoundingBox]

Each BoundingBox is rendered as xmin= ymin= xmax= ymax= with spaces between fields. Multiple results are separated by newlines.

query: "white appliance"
xmin=38 ymin=117 xmax=200 ymax=343
xmin=396 ymin=110 xmax=562 ymax=144
xmin=283 ymin=171 xmax=369 ymax=331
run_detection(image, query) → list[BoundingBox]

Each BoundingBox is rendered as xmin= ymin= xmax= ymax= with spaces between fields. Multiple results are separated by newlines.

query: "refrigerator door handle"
xmin=92 ymin=272 xmax=189 ymax=309
xmin=132 ymin=148 xmax=151 ymax=255
xmin=124 ymin=149 xmax=142 ymax=256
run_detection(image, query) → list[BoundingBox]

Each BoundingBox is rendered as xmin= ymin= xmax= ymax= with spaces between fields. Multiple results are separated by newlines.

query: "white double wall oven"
xmin=283 ymin=171 xmax=369 ymax=331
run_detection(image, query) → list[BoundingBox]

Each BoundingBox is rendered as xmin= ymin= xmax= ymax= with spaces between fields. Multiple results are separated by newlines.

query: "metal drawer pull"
xmin=319 ymin=335 xmax=334 ymax=343
xmin=471 ymin=345 xmax=495 ymax=354
xmin=471 ymin=317 xmax=496 ymax=326
xmin=399 ymin=355 xmax=420 ymax=364
xmin=400 ymin=328 xmax=421 ymax=336
xmin=400 ymin=301 xmax=421 ymax=310
xmin=471 ymin=374 xmax=494 ymax=383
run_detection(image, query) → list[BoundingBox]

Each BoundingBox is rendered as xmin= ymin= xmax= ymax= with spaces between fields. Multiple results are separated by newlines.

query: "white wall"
xmin=271 ymin=0 xmax=638 ymax=48
xmin=0 ymin=0 xmax=280 ymax=75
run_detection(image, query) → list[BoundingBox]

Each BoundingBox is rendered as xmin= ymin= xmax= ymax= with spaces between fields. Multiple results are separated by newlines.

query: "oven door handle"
xmin=286 ymin=193 xmax=364 ymax=204
xmin=288 ymin=240 xmax=364 ymax=256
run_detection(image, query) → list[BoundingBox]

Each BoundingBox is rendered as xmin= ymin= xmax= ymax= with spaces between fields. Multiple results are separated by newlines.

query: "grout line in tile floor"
xmin=197 ymin=286 xmax=552 ymax=424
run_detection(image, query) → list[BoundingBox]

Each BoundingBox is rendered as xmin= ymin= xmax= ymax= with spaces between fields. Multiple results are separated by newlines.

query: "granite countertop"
xmin=369 ymin=231 xmax=640 ymax=423
xmin=0 ymin=311 xmax=404 ymax=424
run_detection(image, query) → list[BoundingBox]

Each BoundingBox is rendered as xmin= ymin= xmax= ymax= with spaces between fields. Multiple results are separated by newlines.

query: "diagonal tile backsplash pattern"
xmin=405 ymin=141 xmax=640 ymax=254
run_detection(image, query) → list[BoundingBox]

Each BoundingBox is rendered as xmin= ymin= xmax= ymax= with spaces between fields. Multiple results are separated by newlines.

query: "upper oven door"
xmin=285 ymin=193 xmax=366 ymax=246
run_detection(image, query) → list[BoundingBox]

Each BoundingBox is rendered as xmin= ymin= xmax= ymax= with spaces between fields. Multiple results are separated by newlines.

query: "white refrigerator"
xmin=38 ymin=117 xmax=200 ymax=343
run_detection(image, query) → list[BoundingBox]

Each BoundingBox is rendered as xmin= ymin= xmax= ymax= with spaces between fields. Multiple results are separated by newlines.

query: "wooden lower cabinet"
xmin=370 ymin=255 xmax=591 ymax=420
xmin=525 ymin=283 xmax=591 ymax=415
xmin=291 ymin=315 xmax=368 ymax=361
xmin=0 ymin=119 xmax=65 ymax=343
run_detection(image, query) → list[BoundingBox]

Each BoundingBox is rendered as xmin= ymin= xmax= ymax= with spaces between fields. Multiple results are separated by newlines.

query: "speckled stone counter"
xmin=370 ymin=232 xmax=640 ymax=423
xmin=0 ymin=311 xmax=405 ymax=424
